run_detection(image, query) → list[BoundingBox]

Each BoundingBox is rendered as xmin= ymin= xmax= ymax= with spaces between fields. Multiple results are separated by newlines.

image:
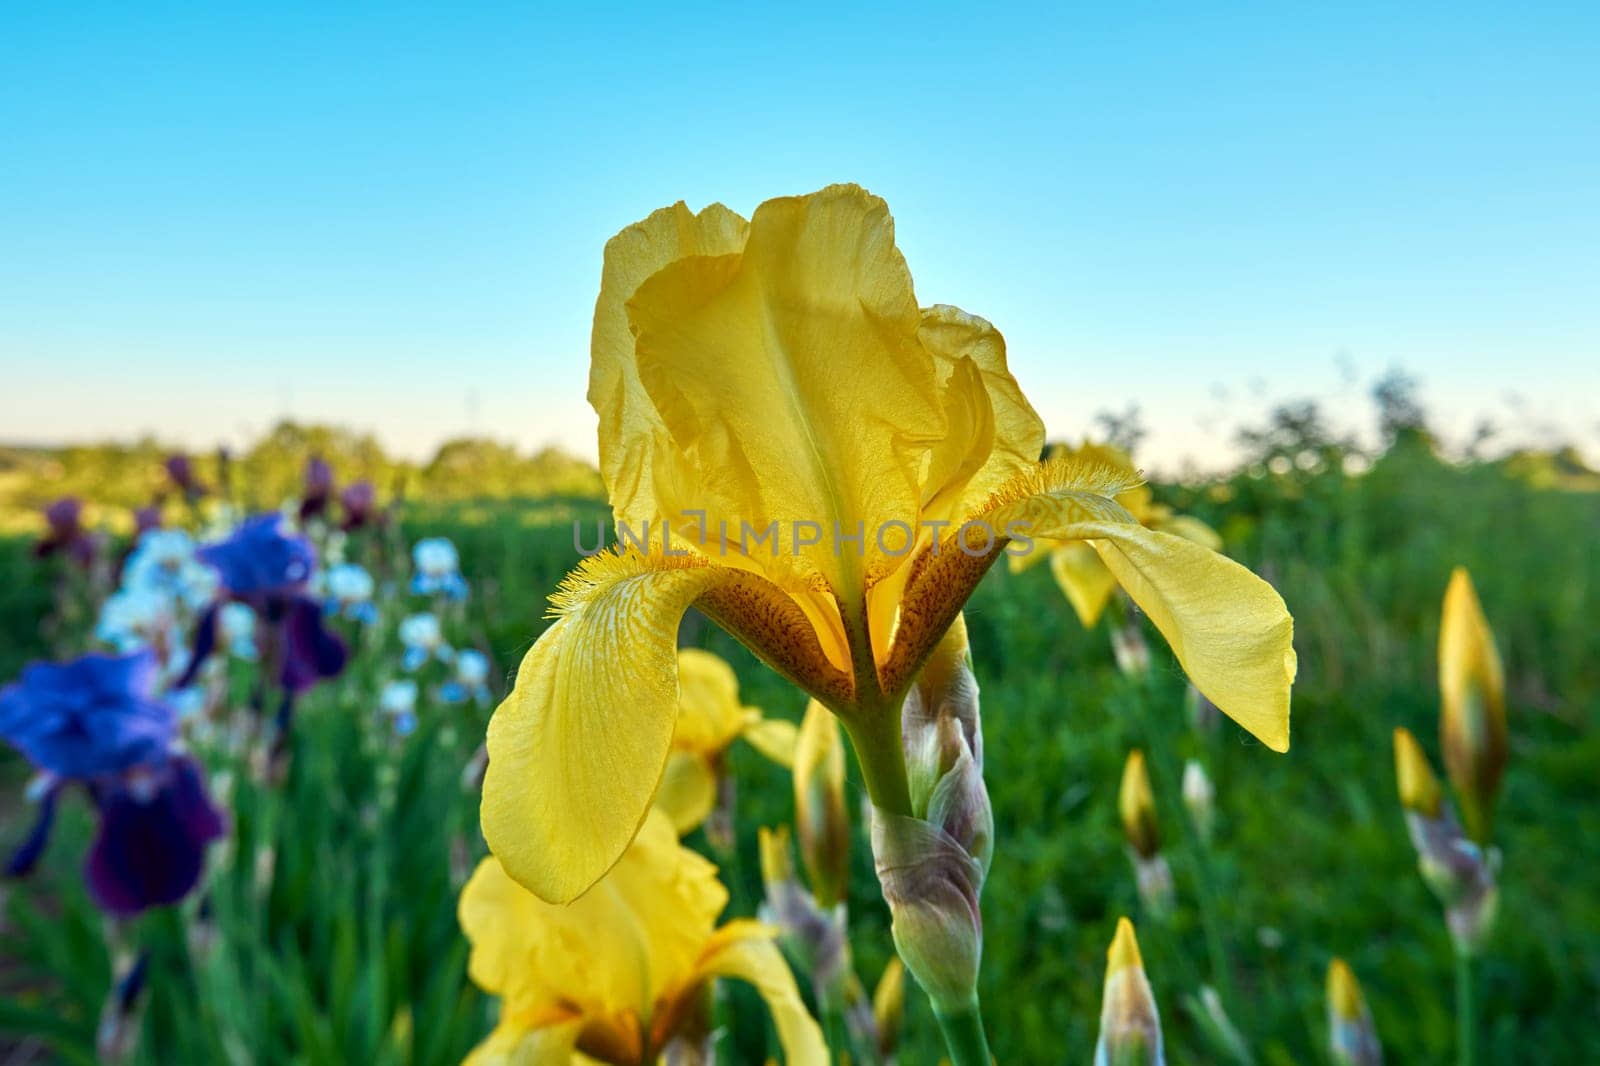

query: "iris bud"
xmin=1182 ymin=759 xmax=1215 ymax=843
xmin=1120 ymin=750 xmax=1173 ymax=916
xmin=1392 ymin=729 xmax=1499 ymax=955
xmin=1327 ymin=958 xmax=1383 ymax=1066
xmin=1095 ymin=918 xmax=1164 ymax=1066
xmin=1437 ymin=568 xmax=1506 ymax=845
xmin=873 ymin=618 xmax=991 ymax=1013
xmin=794 ymin=701 xmax=851 ymax=909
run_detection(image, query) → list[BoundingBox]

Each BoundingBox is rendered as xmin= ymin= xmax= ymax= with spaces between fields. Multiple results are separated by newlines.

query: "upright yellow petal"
xmin=625 ymin=184 xmax=946 ymax=602
xmin=1438 ymin=567 xmax=1507 ymax=843
xmin=916 ymin=304 xmax=1044 ymax=523
xmin=590 ymin=200 xmax=749 ymax=531
xmin=691 ymin=922 xmax=829 ymax=1066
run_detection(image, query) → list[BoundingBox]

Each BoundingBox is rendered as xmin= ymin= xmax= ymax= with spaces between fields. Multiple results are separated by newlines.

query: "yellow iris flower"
xmin=1011 ymin=440 xmax=1223 ymax=628
xmin=458 ymin=810 xmax=826 ymax=1065
xmin=653 ymin=648 xmax=797 ymax=835
xmin=483 ymin=183 xmax=1295 ymax=903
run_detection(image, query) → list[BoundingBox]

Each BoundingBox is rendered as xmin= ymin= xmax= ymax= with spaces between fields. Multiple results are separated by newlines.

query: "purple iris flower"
xmin=1 ymin=651 xmax=226 ymax=916
xmin=0 ymin=651 xmax=175 ymax=779
xmin=181 ymin=514 xmax=346 ymax=695
xmin=85 ymin=755 xmax=226 ymax=917
xmin=339 ymin=480 xmax=379 ymax=532
xmin=133 ymin=504 xmax=163 ymax=536
xmin=298 ymin=457 xmax=335 ymax=523
xmin=34 ymin=496 xmax=99 ymax=568
xmin=164 ymin=453 xmax=205 ymax=500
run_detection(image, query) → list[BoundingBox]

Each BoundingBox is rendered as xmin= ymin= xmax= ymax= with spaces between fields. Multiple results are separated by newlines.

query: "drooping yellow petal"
xmin=975 ymin=469 xmax=1295 ymax=750
xmin=625 ymin=184 xmax=946 ymax=603
xmin=483 ymin=550 xmax=851 ymax=903
xmin=691 ymin=921 xmax=829 ymax=1066
xmin=590 ymin=200 xmax=750 ymax=532
xmin=1048 ymin=542 xmax=1118 ymax=627
xmin=1088 ymin=526 xmax=1294 ymax=751
xmin=482 ymin=556 xmax=735 ymax=902
xmin=655 ymin=750 xmax=719 ymax=835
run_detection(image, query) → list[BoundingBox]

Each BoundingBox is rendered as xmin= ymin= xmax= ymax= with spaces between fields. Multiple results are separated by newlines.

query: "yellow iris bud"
xmin=1119 ymin=750 xmax=1160 ymax=859
xmin=1438 ymin=568 xmax=1506 ymax=844
xmin=1326 ymin=958 xmax=1382 ymax=1066
xmin=794 ymin=700 xmax=851 ymax=909
xmin=1095 ymin=917 xmax=1163 ymax=1065
xmin=1392 ymin=728 xmax=1442 ymax=818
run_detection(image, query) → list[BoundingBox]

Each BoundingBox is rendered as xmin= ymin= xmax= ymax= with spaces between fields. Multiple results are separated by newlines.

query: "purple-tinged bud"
xmin=872 ymin=616 xmax=991 ymax=1013
xmin=1327 ymin=958 xmax=1383 ymax=1066
xmin=1095 ymin=918 xmax=1164 ymax=1065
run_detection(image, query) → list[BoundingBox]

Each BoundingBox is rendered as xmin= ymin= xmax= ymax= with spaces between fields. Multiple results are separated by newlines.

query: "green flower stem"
xmin=821 ymin=998 xmax=849 ymax=1065
xmin=841 ymin=708 xmax=913 ymax=817
xmin=842 ymin=698 xmax=991 ymax=1066
xmin=933 ymin=995 xmax=994 ymax=1066
xmin=1455 ymin=948 xmax=1476 ymax=1066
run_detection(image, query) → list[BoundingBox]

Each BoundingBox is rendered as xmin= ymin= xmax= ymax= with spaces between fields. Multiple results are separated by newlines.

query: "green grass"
xmin=3 ymin=448 xmax=1598 ymax=1063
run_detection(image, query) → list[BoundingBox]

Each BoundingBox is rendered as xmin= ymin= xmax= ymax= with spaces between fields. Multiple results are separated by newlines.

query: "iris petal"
xmin=692 ymin=921 xmax=829 ymax=1066
xmin=483 ymin=553 xmax=778 ymax=903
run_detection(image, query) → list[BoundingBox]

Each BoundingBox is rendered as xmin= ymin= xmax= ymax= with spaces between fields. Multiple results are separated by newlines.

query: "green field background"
xmin=2 ymin=430 xmax=1597 ymax=1064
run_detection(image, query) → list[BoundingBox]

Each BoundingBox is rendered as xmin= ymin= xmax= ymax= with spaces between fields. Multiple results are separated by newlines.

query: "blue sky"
xmin=2 ymin=4 xmax=1596 ymax=472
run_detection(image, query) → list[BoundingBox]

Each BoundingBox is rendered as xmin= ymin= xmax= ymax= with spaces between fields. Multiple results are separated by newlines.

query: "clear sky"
xmin=3 ymin=4 xmax=1596 ymax=473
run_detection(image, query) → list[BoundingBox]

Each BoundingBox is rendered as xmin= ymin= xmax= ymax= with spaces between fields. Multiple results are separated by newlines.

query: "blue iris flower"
xmin=0 ymin=650 xmax=225 ymax=917
xmin=324 ymin=562 xmax=379 ymax=624
xmin=197 ymin=514 xmax=315 ymax=602
xmin=122 ymin=530 xmax=216 ymax=612
xmin=399 ymin=612 xmax=454 ymax=672
xmin=409 ymin=537 xmax=469 ymax=601
xmin=0 ymin=651 xmax=175 ymax=779
xmin=439 ymin=648 xmax=493 ymax=707
xmin=84 ymin=755 xmax=226 ymax=917
xmin=179 ymin=514 xmax=346 ymax=696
